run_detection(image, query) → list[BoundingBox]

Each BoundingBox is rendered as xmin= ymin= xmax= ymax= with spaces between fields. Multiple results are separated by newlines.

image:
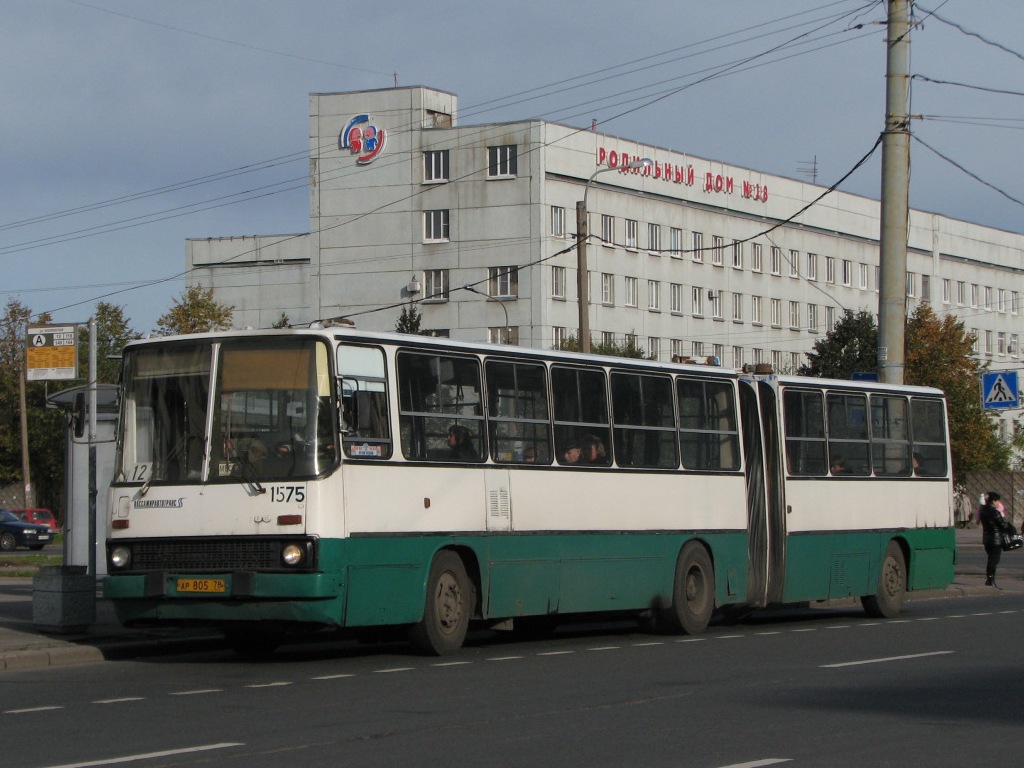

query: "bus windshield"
xmin=115 ymin=337 xmax=336 ymax=486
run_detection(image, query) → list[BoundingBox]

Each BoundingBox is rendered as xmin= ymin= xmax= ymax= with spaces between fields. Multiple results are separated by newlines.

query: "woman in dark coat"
xmin=978 ymin=491 xmax=1013 ymax=587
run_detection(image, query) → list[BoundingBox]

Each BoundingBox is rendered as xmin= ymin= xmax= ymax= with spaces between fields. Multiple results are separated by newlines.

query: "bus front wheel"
xmin=862 ymin=540 xmax=906 ymax=618
xmin=661 ymin=542 xmax=715 ymax=635
xmin=409 ymin=550 xmax=474 ymax=655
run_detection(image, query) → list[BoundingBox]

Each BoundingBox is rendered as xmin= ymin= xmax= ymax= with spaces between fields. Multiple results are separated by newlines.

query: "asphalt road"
xmin=2 ymin=592 xmax=1022 ymax=768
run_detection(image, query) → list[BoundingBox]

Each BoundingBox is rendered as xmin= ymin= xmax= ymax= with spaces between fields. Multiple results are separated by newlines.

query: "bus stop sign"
xmin=981 ymin=371 xmax=1019 ymax=410
xmin=26 ymin=325 xmax=78 ymax=381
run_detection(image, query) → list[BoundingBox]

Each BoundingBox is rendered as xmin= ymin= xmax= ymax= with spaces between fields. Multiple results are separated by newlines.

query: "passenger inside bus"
xmin=447 ymin=424 xmax=478 ymax=461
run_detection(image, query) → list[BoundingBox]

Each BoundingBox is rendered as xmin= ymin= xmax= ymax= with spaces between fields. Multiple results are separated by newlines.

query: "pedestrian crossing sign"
xmin=981 ymin=371 xmax=1019 ymax=410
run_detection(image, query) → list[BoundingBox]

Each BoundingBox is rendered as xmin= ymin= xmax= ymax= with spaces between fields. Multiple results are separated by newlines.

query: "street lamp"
xmin=576 ymin=157 xmax=653 ymax=353
xmin=464 ymin=284 xmax=510 ymax=344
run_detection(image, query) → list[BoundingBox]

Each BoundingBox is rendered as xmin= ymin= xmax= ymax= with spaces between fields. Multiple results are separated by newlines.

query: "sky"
xmin=3 ymin=0 xmax=1023 ymax=334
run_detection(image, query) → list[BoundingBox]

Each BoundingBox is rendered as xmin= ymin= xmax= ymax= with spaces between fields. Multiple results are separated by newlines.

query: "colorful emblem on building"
xmin=340 ymin=114 xmax=387 ymax=164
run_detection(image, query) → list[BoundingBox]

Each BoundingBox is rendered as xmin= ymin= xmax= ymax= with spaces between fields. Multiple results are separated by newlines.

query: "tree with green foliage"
xmin=0 ymin=299 xmax=63 ymax=511
xmin=555 ymin=333 xmax=649 ymax=359
xmin=798 ymin=309 xmax=877 ymax=379
xmin=905 ymin=303 xmax=1008 ymax=481
xmin=154 ymin=284 xmax=234 ymax=336
xmin=395 ymin=305 xmax=424 ymax=334
xmin=74 ymin=302 xmax=142 ymax=384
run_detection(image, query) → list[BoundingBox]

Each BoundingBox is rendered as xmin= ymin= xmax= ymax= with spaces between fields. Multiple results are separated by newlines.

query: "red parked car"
xmin=13 ymin=508 xmax=60 ymax=533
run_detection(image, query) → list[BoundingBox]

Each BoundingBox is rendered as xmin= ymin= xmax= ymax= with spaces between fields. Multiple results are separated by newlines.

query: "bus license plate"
xmin=176 ymin=578 xmax=227 ymax=594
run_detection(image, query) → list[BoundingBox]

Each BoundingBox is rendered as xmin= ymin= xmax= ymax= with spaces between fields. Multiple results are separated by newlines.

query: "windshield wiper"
xmin=234 ymin=450 xmax=266 ymax=496
xmin=136 ymin=435 xmax=191 ymax=498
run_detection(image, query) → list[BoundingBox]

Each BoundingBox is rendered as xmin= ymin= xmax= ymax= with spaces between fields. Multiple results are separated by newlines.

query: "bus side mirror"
xmin=73 ymin=392 xmax=86 ymax=438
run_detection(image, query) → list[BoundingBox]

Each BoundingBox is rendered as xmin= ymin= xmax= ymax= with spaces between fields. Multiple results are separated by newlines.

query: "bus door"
xmin=739 ymin=379 xmax=787 ymax=607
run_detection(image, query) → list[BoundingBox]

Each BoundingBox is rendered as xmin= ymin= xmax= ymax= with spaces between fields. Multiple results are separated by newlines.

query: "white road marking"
xmin=631 ymin=641 xmax=665 ymax=647
xmin=537 ymin=650 xmax=574 ymax=656
xmin=374 ymin=667 xmax=413 ymax=673
xmin=431 ymin=661 xmax=472 ymax=667
xmin=822 ymin=650 xmax=954 ymax=668
xmin=4 ymin=705 xmax=63 ymax=714
xmin=245 ymin=681 xmax=292 ymax=688
xmin=311 ymin=673 xmax=356 ymax=679
xmin=487 ymin=655 xmax=524 ymax=661
xmin=93 ymin=697 xmax=144 ymax=705
xmin=36 ymin=742 xmax=243 ymax=768
xmin=170 ymin=689 xmax=223 ymax=695
xmin=586 ymin=646 xmax=620 ymax=651
xmin=717 ymin=759 xmax=792 ymax=767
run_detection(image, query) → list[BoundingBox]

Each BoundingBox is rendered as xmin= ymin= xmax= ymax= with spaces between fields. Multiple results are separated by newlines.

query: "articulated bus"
xmin=103 ymin=329 xmax=955 ymax=655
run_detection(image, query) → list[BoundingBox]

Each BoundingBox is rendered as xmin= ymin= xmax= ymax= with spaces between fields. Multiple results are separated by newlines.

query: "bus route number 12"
xmin=270 ymin=485 xmax=305 ymax=503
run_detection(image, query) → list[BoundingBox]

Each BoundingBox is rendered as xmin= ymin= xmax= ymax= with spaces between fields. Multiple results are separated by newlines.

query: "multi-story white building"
xmin=187 ymin=84 xmax=1024 ymax=432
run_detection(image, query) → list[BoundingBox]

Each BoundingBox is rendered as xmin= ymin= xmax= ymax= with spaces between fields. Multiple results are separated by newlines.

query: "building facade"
xmin=187 ymin=85 xmax=1024 ymax=433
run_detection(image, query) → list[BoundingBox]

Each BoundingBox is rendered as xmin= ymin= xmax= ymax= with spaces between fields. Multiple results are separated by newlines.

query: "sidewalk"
xmin=1 ymin=527 xmax=1020 ymax=672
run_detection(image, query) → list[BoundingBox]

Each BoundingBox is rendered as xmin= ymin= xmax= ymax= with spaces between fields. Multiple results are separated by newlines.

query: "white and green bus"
xmin=103 ymin=328 xmax=955 ymax=655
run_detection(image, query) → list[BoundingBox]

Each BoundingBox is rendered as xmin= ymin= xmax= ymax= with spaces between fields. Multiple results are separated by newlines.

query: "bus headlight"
xmin=281 ymin=543 xmax=305 ymax=567
xmin=110 ymin=545 xmax=131 ymax=569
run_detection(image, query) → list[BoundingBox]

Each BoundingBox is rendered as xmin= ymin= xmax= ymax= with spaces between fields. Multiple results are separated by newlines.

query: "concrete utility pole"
xmin=878 ymin=0 xmax=911 ymax=384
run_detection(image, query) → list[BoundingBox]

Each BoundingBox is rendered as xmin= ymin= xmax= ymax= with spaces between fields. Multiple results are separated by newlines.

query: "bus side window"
xmin=552 ymin=366 xmax=610 ymax=467
xmin=678 ymin=378 xmax=741 ymax=471
xmin=397 ymin=350 xmax=484 ymax=462
xmin=826 ymin=392 xmax=871 ymax=476
xmin=911 ymin=397 xmax=948 ymax=476
xmin=485 ymin=360 xmax=552 ymax=464
xmin=782 ymin=389 xmax=826 ymax=475
xmin=338 ymin=344 xmax=392 ymax=460
xmin=870 ymin=395 xmax=911 ymax=476
xmin=612 ymin=371 xmax=677 ymax=468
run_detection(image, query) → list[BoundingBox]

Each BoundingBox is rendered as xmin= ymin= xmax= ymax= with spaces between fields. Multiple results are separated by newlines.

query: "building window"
xmin=807 ymin=253 xmax=817 ymax=281
xmin=770 ymin=246 xmax=782 ymax=276
xmin=772 ymin=350 xmax=783 ymax=370
xmin=957 ymin=281 xmax=966 ymax=306
xmin=648 ymin=280 xmax=660 ymax=311
xmin=487 ymin=145 xmax=517 ymax=177
xmin=670 ymin=283 xmax=683 ymax=313
xmin=713 ymin=344 xmax=725 ymax=364
xmin=712 ymin=236 xmax=725 ymax=266
xmin=942 ymin=278 xmax=952 ymax=304
xmin=906 ymin=272 xmax=916 ymax=298
xmin=671 ymin=339 xmax=684 ymax=360
xmin=790 ymin=352 xmax=800 ymax=371
xmin=732 ymin=346 xmax=743 ymax=367
xmin=789 ymin=300 xmax=800 ymax=329
xmin=648 ymin=223 xmax=661 ymax=254
xmin=984 ymin=286 xmax=992 ymax=310
xmin=489 ymin=326 xmax=519 ymax=344
xmin=602 ymin=331 xmax=615 ymax=347
xmin=711 ymin=290 xmax=723 ymax=319
xmin=553 ymin=326 xmax=567 ymax=349
xmin=602 ymin=273 xmax=615 ymax=305
xmin=601 ymin=214 xmax=614 ymax=245
xmin=921 ymin=274 xmax=931 ymax=301
xmin=670 ymin=227 xmax=683 ymax=258
xmin=789 ymin=250 xmax=799 ymax=278
xmin=692 ymin=232 xmax=704 ymax=262
xmin=842 ymin=260 xmax=852 ymax=287
xmin=771 ymin=298 xmax=782 ymax=327
xmin=1013 ymin=291 xmax=1020 ymax=315
xmin=753 ymin=348 xmax=764 ymax=364
xmin=625 ymin=219 xmax=638 ymax=250
xmin=826 ymin=256 xmax=835 ymax=284
xmin=424 ymin=209 xmax=450 ymax=242
xmin=550 ymin=206 xmax=565 ymax=237
xmin=751 ymin=242 xmax=763 ymax=272
xmin=488 ymin=266 xmax=518 ymax=297
xmin=860 ymin=263 xmax=870 ymax=290
xmin=424 ymin=269 xmax=449 ymax=301
xmin=971 ymin=283 xmax=979 ymax=307
xmin=732 ymin=240 xmax=743 ymax=269
xmin=985 ymin=330 xmax=993 ymax=355
xmin=551 ymin=266 xmax=566 ymax=299
xmin=732 ymin=292 xmax=743 ymax=322
xmin=648 ymin=337 xmax=661 ymax=360
xmin=998 ymin=288 xmax=1006 ymax=312
xmin=874 ymin=266 xmax=880 ymax=292
xmin=751 ymin=295 xmax=763 ymax=324
xmin=1011 ymin=333 xmax=1019 ymax=356
xmin=807 ymin=303 xmax=818 ymax=331
xmin=624 ymin=276 xmax=638 ymax=307
xmin=423 ymin=149 xmax=449 ymax=182
xmin=692 ymin=286 xmax=704 ymax=316
xmin=825 ymin=306 xmax=836 ymax=331
xmin=692 ymin=341 xmax=704 ymax=357
xmin=998 ymin=332 xmax=1007 ymax=355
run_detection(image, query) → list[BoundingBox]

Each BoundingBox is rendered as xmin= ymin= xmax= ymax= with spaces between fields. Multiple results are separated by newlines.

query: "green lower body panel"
xmin=103 ymin=531 xmax=750 ymax=631
xmin=782 ymin=527 xmax=955 ymax=603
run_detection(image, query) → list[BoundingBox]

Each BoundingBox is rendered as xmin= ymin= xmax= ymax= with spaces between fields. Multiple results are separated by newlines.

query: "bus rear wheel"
xmin=862 ymin=540 xmax=906 ymax=618
xmin=409 ymin=550 xmax=474 ymax=655
xmin=661 ymin=542 xmax=715 ymax=635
